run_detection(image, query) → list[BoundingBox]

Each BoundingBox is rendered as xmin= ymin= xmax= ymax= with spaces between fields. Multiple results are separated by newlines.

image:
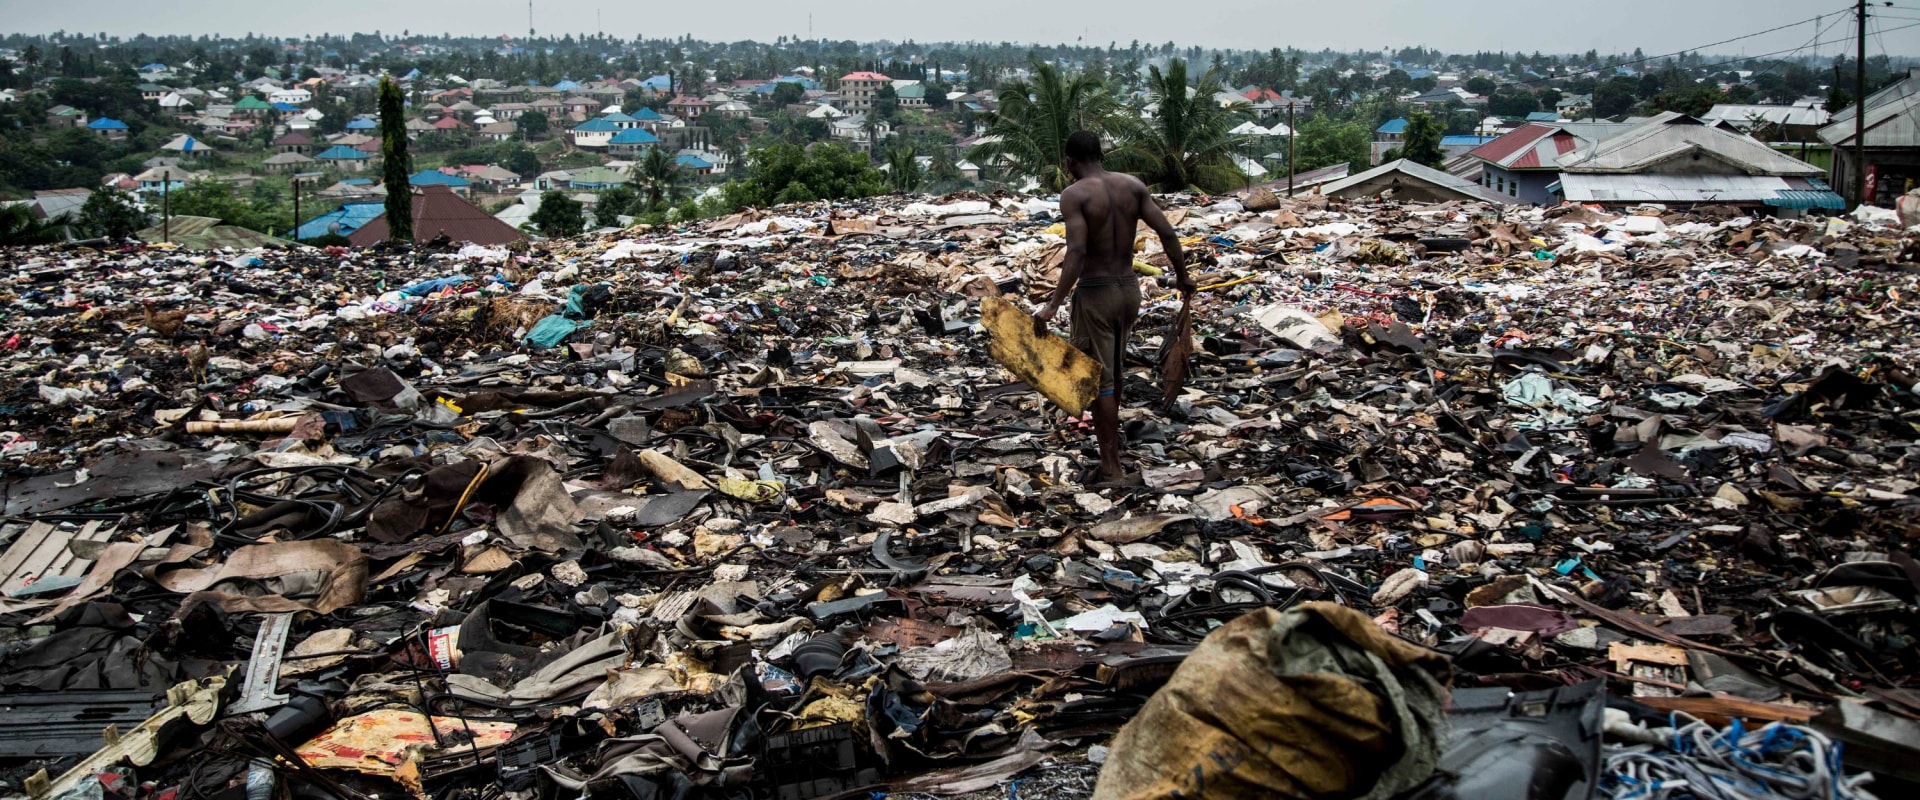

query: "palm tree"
xmin=630 ymin=147 xmax=685 ymax=212
xmin=885 ymin=146 xmax=923 ymax=193
xmin=1110 ymin=59 xmax=1249 ymax=194
xmin=967 ymin=57 xmax=1122 ymax=193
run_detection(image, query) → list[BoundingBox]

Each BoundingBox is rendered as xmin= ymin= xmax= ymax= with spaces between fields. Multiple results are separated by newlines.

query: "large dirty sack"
xmin=1092 ymin=602 xmax=1450 ymax=800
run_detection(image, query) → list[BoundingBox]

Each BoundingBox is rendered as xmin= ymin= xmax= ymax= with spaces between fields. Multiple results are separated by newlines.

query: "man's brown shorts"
xmin=1069 ymin=277 xmax=1141 ymax=394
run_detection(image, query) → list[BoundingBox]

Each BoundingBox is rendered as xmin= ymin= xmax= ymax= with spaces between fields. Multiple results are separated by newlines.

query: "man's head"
xmin=1064 ymin=130 xmax=1102 ymax=178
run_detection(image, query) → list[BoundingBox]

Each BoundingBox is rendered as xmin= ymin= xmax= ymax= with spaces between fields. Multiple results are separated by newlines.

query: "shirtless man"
xmin=1034 ymin=130 xmax=1193 ymax=482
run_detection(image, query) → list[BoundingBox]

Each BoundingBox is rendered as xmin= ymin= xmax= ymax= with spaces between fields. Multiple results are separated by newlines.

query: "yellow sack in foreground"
xmin=1093 ymin=602 xmax=1450 ymax=800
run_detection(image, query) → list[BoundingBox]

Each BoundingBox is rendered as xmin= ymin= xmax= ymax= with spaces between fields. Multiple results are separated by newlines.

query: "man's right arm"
xmin=1035 ymin=186 xmax=1086 ymax=331
xmin=1138 ymin=185 xmax=1194 ymax=296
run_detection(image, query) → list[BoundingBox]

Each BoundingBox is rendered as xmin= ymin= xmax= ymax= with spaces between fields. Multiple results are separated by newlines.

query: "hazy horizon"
xmin=5 ymin=0 xmax=1919 ymax=59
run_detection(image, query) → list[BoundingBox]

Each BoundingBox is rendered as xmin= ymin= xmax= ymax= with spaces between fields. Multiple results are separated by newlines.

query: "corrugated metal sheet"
xmin=1557 ymin=173 xmax=1791 ymax=204
xmin=1561 ymin=112 xmax=1822 ymax=176
xmin=1767 ymin=190 xmax=1846 ymax=210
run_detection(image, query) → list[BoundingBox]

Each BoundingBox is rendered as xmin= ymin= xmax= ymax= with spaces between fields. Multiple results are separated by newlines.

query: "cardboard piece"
xmin=980 ymin=296 xmax=1101 ymax=417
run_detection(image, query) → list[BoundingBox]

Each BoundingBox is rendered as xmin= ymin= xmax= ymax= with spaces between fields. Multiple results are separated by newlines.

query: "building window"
xmin=1510 ymin=182 xmax=1518 ymax=197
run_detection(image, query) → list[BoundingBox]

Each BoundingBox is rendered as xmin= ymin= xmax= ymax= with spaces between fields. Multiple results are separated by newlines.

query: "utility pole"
xmin=162 ymin=170 xmax=171 ymax=243
xmin=1854 ymin=0 xmax=1868 ymax=207
xmin=1287 ymin=103 xmax=1296 ymax=197
xmin=292 ymin=177 xmax=301 ymax=241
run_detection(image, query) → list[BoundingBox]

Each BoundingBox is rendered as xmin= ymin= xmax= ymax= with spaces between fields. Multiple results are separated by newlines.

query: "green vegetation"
xmin=528 ymin=189 xmax=584 ymax=237
xmin=1400 ymin=111 xmax=1447 ymax=167
xmin=1110 ymin=59 xmax=1248 ymax=194
xmin=715 ymin=142 xmax=885 ymax=208
xmin=378 ymin=76 xmax=413 ymax=242
xmin=968 ymin=58 xmax=1122 ymax=192
xmin=79 ymin=186 xmax=148 ymax=238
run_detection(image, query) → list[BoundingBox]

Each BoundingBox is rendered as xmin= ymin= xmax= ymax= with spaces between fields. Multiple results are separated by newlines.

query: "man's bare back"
xmin=1033 ymin=132 xmax=1192 ymax=483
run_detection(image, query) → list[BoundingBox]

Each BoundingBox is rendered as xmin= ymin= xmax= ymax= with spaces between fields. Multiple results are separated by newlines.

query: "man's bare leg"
xmin=1092 ymin=392 xmax=1123 ymax=481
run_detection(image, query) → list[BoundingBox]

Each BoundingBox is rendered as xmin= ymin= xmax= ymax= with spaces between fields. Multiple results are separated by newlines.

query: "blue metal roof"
xmin=316 ymin=144 xmax=370 ymax=160
xmin=345 ymin=118 xmax=377 ymax=130
xmin=1767 ymin=190 xmax=1846 ymax=210
xmin=675 ymin=154 xmax=713 ymax=169
xmin=602 ymin=111 xmax=635 ymax=123
xmin=632 ymin=108 xmax=662 ymax=120
xmin=639 ymin=75 xmax=672 ymax=90
xmin=1440 ymin=135 xmax=1497 ymax=146
xmin=572 ymin=117 xmax=620 ymax=132
xmin=553 ymin=80 xmax=581 ymax=91
xmin=272 ymin=102 xmax=301 ymax=112
xmin=409 ymin=170 xmax=470 ymax=187
xmin=1526 ymin=112 xmax=1560 ymax=122
xmin=88 ymin=118 xmax=130 ymax=130
xmin=295 ymin=202 xmax=385 ymax=239
xmin=608 ymin=128 xmax=661 ymax=145
xmin=1377 ymin=118 xmax=1408 ymax=134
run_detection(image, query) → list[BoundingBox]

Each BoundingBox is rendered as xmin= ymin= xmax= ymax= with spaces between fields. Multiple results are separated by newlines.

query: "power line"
xmin=1506 ymin=6 xmax=1856 ymax=86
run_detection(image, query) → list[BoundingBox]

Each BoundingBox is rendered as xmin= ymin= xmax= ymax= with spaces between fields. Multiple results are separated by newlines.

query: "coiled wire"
xmin=1602 ymin=714 xmax=1876 ymax=800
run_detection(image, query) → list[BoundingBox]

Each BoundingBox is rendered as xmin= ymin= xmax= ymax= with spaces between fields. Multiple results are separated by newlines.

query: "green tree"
xmin=630 ymin=147 xmax=686 ymax=211
xmin=1593 ymin=79 xmax=1638 ymax=118
xmin=378 ymin=76 xmax=413 ymax=242
xmin=503 ymin=146 xmax=541 ymax=180
xmin=1649 ymin=85 xmax=1724 ymax=118
xmin=769 ymin=81 xmax=804 ymax=107
xmin=1400 ymin=110 xmax=1446 ymax=167
xmin=1291 ymin=115 xmax=1371 ymax=173
xmin=1465 ymin=76 xmax=1497 ymax=96
xmin=516 ymin=111 xmax=549 ymax=140
xmin=78 ymin=185 xmax=146 ymax=238
xmin=1110 ymin=58 xmax=1248 ymax=193
xmin=968 ymin=58 xmax=1121 ymax=192
xmin=596 ymin=184 xmax=638 ymax=227
xmin=721 ymin=142 xmax=885 ymax=207
xmin=1487 ymin=89 xmax=1539 ymax=118
xmin=528 ymin=189 xmax=584 ymax=237
xmin=0 ymin=204 xmax=66 ymax=246
xmin=885 ymin=145 xmax=923 ymax=192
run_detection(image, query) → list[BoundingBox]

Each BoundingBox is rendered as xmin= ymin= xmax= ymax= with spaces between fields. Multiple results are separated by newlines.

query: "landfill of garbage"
xmin=0 ymin=189 xmax=1916 ymax=800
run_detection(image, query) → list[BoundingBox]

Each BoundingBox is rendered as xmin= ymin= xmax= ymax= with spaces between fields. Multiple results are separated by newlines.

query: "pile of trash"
xmin=0 ymin=189 xmax=1916 ymax=800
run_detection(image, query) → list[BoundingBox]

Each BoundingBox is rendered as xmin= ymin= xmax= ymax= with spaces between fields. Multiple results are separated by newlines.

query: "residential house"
xmin=893 ymin=83 xmax=927 ymax=109
xmin=349 ymin=185 xmax=525 ymax=246
xmin=232 ymin=96 xmax=273 ymax=117
xmin=138 ymin=83 xmax=170 ymax=102
xmin=1704 ymin=103 xmax=1831 ymax=143
xmin=1557 ymin=94 xmax=1593 ymax=118
xmin=316 ymin=144 xmax=373 ymax=172
xmin=1373 ymin=118 xmax=1408 ymax=165
xmin=1557 ymin=112 xmax=1835 ymax=210
xmin=636 ymin=75 xmax=674 ymax=96
xmin=88 ymin=117 xmax=130 ymax=141
xmin=316 ymin=178 xmax=384 ymax=202
xmin=1464 ymin=121 xmax=1636 ymax=205
xmin=261 ymin=152 xmax=316 ymax=173
xmin=488 ymin=102 xmax=531 ymax=120
xmin=607 ymin=127 xmax=663 ymax=156
xmin=409 ymin=169 xmax=472 ymax=197
xmin=459 ymin=164 xmax=522 ymax=189
xmin=431 ymin=117 xmax=467 ymax=133
xmin=268 ymin=87 xmax=313 ymax=105
xmin=561 ymin=96 xmax=598 ymax=117
xmin=1410 ymin=86 xmax=1480 ymax=107
xmin=345 ymin=117 xmax=378 ymax=132
xmin=1525 ymin=111 xmax=1562 ymax=124
xmin=404 ymin=118 xmax=437 ymax=135
xmin=570 ymin=116 xmax=621 ymax=148
xmin=838 ymin=71 xmax=891 ymax=113
xmin=1821 ymin=69 xmax=1920 ymax=205
xmin=47 ymin=105 xmax=87 ymax=128
xmin=806 ymin=104 xmax=846 ymax=120
xmin=0 ymin=88 xmax=18 ymax=104
xmin=160 ymin=133 xmax=215 ymax=158
xmin=528 ymin=97 xmax=564 ymax=118
xmin=477 ymin=121 xmax=517 ymax=142
xmin=675 ymin=153 xmax=714 ymax=177
xmin=667 ymin=95 xmax=709 ymax=120
xmin=133 ymin=167 xmax=193 ymax=193
xmin=295 ymin=202 xmax=385 ymax=240
xmin=157 ymin=92 xmax=198 ymax=116
xmin=272 ymin=131 xmax=314 ymax=154
xmin=602 ymin=110 xmax=638 ymax=129
xmin=566 ymin=166 xmax=629 ymax=189
xmin=1316 ymin=159 xmax=1510 ymax=204
xmin=830 ymin=114 xmax=890 ymax=151
xmin=710 ymin=100 xmax=751 ymax=119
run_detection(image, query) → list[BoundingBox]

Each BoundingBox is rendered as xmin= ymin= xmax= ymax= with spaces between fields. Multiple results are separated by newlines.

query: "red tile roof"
xmin=1243 ymin=88 xmax=1283 ymax=102
xmin=841 ymin=71 xmax=891 ymax=82
xmin=349 ymin=186 xmax=525 ymax=247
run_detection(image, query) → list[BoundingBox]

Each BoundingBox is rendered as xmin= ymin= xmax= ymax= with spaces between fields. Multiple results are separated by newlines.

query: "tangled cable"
xmin=1602 ymin=714 xmax=1876 ymax=800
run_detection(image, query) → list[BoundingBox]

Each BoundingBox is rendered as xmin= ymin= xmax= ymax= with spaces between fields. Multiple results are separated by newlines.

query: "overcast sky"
xmin=7 ymin=0 xmax=1919 ymax=57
